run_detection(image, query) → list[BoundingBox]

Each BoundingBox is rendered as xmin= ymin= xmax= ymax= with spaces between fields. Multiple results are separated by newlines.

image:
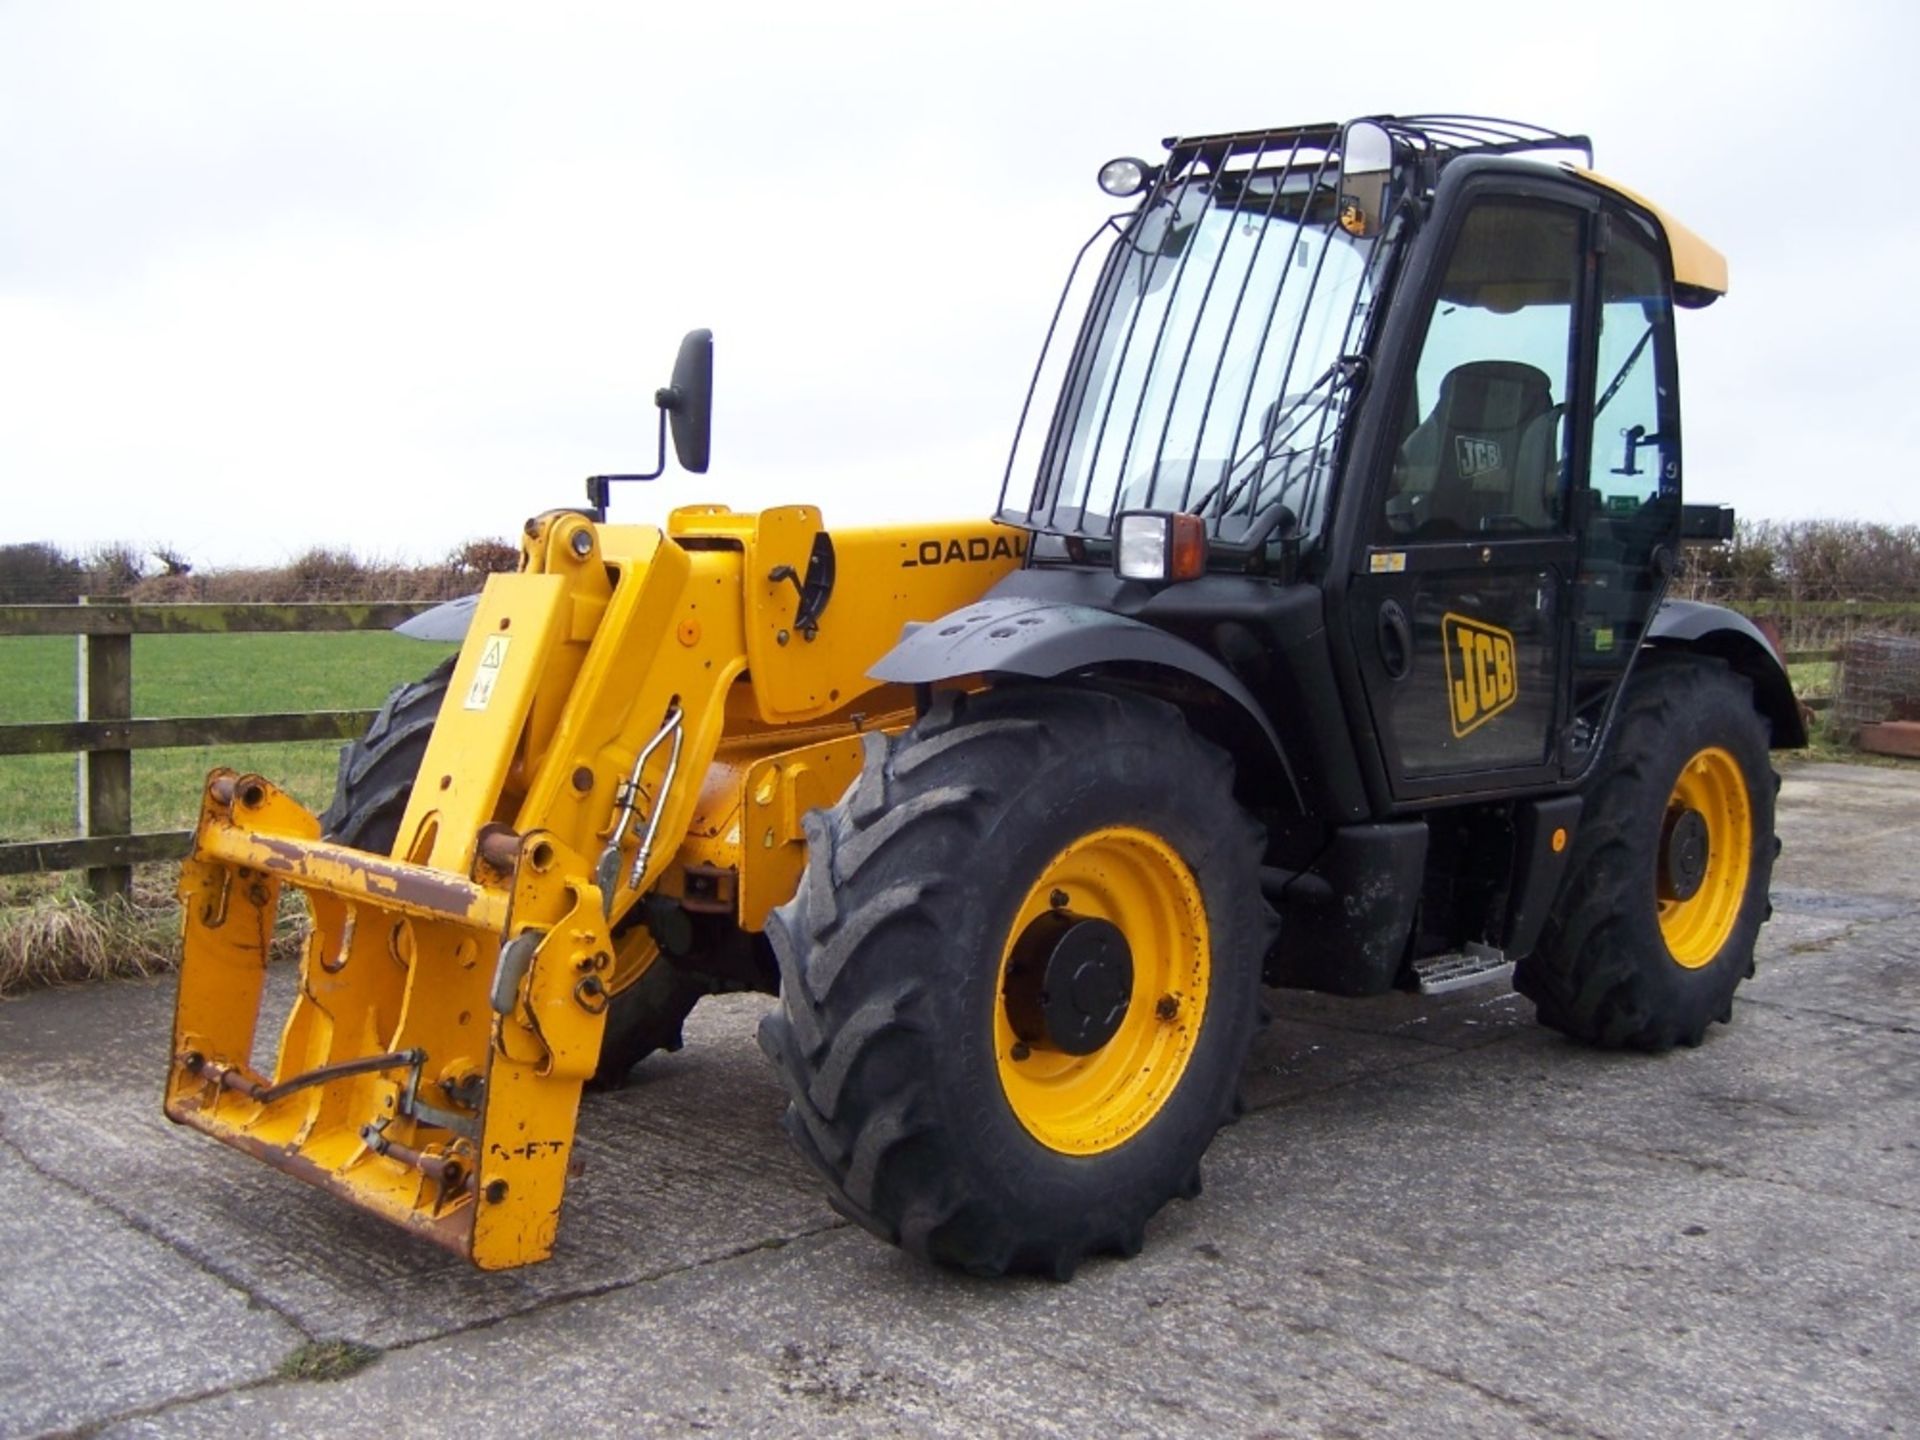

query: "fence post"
xmin=76 ymin=597 xmax=134 ymax=902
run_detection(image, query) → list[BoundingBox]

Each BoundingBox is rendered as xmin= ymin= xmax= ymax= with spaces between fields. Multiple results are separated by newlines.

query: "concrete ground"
xmin=1 ymin=761 xmax=1915 ymax=1439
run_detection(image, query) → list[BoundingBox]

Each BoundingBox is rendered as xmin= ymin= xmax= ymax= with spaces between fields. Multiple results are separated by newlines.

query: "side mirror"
xmin=662 ymin=328 xmax=712 ymax=474
xmin=1338 ymin=120 xmax=1395 ymax=238
xmin=585 ymin=328 xmax=715 ymax=514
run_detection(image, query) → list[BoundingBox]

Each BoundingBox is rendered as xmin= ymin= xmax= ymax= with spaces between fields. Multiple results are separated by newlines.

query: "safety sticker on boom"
xmin=1443 ymin=613 xmax=1516 ymax=736
xmin=464 ymin=636 xmax=510 ymax=711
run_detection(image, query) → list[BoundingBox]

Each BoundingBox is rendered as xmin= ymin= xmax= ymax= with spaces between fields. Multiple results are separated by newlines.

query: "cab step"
xmin=1413 ymin=943 xmax=1514 ymax=996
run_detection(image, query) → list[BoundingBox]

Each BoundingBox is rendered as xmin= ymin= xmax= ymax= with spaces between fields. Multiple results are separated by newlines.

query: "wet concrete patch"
xmin=1770 ymin=887 xmax=1918 ymax=922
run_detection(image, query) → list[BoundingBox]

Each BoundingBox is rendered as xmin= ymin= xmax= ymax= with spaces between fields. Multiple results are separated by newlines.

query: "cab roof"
xmin=1156 ymin=114 xmax=1728 ymax=305
xmin=1573 ymin=168 xmax=1729 ymax=303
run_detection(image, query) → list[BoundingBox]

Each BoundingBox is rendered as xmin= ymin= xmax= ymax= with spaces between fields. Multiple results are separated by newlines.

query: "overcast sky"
xmin=2 ymin=1 xmax=1912 ymax=569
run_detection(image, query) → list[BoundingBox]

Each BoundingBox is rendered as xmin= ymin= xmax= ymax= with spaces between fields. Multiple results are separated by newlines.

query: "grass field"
xmin=0 ymin=628 xmax=1881 ymax=993
xmin=0 ymin=631 xmax=457 ymax=844
xmin=0 ymin=634 xmax=1852 ymax=846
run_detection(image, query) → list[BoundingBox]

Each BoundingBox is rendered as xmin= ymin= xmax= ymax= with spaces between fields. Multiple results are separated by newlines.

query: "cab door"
xmin=1344 ymin=185 xmax=1596 ymax=802
xmin=1561 ymin=205 xmax=1685 ymax=773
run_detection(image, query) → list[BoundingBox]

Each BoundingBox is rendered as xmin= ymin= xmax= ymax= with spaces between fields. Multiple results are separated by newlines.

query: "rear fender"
xmin=1645 ymin=600 xmax=1807 ymax=748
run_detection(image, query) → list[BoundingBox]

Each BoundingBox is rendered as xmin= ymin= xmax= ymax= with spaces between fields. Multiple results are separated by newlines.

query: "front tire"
xmin=1515 ymin=656 xmax=1779 ymax=1050
xmin=758 ymin=685 xmax=1272 ymax=1277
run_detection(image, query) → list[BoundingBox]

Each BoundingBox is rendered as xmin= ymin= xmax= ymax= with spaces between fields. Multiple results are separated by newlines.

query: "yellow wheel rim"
xmin=1657 ymin=746 xmax=1753 ymax=969
xmin=607 ymin=927 xmax=660 ymax=996
xmin=994 ymin=826 xmax=1210 ymax=1155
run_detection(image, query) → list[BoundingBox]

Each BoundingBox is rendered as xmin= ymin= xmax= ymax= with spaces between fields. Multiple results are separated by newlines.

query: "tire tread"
xmin=1515 ymin=657 xmax=1778 ymax=1051
xmin=759 ymin=683 xmax=1272 ymax=1276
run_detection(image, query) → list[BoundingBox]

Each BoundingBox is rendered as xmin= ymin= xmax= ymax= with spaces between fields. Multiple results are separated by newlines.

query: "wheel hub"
xmin=1660 ymin=807 xmax=1710 ymax=903
xmin=1003 ymin=911 xmax=1134 ymax=1056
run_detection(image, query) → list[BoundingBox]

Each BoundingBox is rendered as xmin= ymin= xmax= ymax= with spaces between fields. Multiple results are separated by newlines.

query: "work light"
xmin=1097 ymin=157 xmax=1150 ymax=197
xmin=1114 ymin=511 xmax=1208 ymax=582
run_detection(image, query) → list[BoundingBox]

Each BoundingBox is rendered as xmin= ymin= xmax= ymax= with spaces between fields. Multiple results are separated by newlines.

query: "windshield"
xmin=1012 ymin=166 xmax=1381 ymax=552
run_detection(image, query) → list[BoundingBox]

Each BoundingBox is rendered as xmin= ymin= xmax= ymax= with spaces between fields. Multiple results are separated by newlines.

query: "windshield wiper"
xmin=1191 ymin=357 xmax=1357 ymax=521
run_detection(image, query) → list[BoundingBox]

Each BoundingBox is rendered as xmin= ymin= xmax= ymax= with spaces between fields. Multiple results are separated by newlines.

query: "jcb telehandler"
xmin=168 ymin=115 xmax=1801 ymax=1278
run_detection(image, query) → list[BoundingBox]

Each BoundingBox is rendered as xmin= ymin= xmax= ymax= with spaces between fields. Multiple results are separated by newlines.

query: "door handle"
xmin=1377 ymin=600 xmax=1412 ymax=680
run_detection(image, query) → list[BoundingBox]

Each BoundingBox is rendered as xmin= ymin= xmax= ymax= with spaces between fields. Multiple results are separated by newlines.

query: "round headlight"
xmin=1097 ymin=157 xmax=1150 ymax=198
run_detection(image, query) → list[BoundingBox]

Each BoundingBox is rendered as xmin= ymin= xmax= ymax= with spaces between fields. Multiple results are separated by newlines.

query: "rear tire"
xmin=758 ymin=685 xmax=1272 ymax=1278
xmin=318 ymin=656 xmax=457 ymax=851
xmin=318 ymin=656 xmax=700 ymax=1087
xmin=586 ymin=944 xmax=707 ymax=1090
xmin=1515 ymin=656 xmax=1778 ymax=1051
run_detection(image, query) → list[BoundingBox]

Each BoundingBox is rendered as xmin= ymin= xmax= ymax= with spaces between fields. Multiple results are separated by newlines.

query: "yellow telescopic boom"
xmin=165 ymin=504 xmax=1023 ymax=1268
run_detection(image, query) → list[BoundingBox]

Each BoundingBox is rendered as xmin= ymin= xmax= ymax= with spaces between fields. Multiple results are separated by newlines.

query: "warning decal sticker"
xmin=464 ymin=635 xmax=510 ymax=711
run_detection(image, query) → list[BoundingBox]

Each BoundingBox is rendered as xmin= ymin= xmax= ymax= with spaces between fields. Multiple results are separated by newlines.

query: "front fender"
xmin=871 ymin=596 xmax=1300 ymax=808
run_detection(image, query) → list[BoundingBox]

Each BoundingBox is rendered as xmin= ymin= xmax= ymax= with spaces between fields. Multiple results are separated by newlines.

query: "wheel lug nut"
xmin=1010 ymin=1041 xmax=1032 ymax=1061
xmin=1049 ymin=889 xmax=1069 ymax=909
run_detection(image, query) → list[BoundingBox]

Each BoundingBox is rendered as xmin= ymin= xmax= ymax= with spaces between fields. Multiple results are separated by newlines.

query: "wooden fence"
xmin=1737 ymin=602 xmax=1920 ymax=620
xmin=0 ymin=600 xmax=1845 ymax=903
xmin=1784 ymin=649 xmax=1836 ymax=712
xmin=0 ymin=600 xmax=433 ymax=900
xmin=1706 ymin=600 xmax=1920 ymax=653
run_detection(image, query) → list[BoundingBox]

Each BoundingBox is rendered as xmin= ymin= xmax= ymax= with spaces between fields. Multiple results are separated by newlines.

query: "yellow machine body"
xmin=166 ymin=505 xmax=1023 ymax=1268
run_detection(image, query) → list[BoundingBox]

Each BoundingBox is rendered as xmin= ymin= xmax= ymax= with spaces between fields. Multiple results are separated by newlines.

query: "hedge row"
xmin=0 ymin=539 xmax=520 ymax=605
xmin=1678 ymin=520 xmax=1920 ymax=605
xmin=9 ymin=520 xmax=1919 ymax=609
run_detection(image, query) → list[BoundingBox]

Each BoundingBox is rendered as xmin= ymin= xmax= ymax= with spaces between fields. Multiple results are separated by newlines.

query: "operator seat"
xmin=1391 ymin=360 xmax=1560 ymax=535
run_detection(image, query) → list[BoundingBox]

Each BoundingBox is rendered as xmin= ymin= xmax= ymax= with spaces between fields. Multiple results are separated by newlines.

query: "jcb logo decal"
xmin=1443 ymin=613 xmax=1517 ymax=736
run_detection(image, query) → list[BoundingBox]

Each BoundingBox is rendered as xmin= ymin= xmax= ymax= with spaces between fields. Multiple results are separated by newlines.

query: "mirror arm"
xmin=585 ymin=398 xmax=676 ymax=519
xmin=1612 ymin=423 xmax=1655 ymax=478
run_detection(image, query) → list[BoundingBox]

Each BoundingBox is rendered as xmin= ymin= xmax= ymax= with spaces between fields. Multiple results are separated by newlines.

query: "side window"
xmin=1585 ymin=220 xmax=1677 ymax=520
xmin=1382 ymin=200 xmax=1584 ymax=539
xmin=1571 ymin=212 xmax=1681 ymax=711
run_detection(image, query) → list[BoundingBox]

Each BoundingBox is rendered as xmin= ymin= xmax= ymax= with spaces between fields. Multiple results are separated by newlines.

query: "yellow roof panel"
xmin=1572 ymin=167 xmax=1729 ymax=299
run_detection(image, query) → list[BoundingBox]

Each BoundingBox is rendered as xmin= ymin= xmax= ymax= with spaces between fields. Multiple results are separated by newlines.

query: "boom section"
xmin=166 ymin=505 xmax=1021 ymax=1268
